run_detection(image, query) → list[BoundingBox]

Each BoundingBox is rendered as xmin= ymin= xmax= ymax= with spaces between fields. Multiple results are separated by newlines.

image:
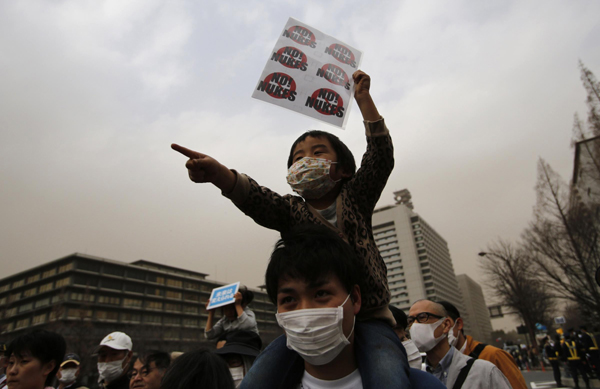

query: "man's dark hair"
xmin=287 ymin=130 xmax=356 ymax=179
xmin=238 ymin=286 xmax=254 ymax=306
xmin=438 ymin=301 xmax=461 ymax=321
xmin=6 ymin=330 xmax=66 ymax=386
xmin=265 ymin=224 xmax=361 ymax=305
xmin=139 ymin=350 xmax=171 ymax=372
xmin=580 ymin=325 xmax=588 ymax=332
xmin=160 ymin=349 xmax=234 ymax=389
xmin=389 ymin=305 xmax=408 ymax=330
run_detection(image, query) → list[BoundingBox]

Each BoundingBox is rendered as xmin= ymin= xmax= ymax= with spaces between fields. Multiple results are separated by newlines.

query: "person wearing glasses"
xmin=128 ymin=351 xmax=170 ymax=389
xmin=407 ymin=300 xmax=511 ymax=389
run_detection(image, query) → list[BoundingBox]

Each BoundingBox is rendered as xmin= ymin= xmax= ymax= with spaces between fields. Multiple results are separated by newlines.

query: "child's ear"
xmin=351 ymin=285 xmax=361 ymax=315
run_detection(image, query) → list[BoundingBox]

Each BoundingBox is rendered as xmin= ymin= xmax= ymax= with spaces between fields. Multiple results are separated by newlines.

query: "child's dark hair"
xmin=389 ymin=305 xmax=408 ymax=331
xmin=265 ymin=224 xmax=361 ymax=305
xmin=287 ymin=131 xmax=356 ymax=178
xmin=160 ymin=349 xmax=234 ymax=389
xmin=6 ymin=330 xmax=66 ymax=385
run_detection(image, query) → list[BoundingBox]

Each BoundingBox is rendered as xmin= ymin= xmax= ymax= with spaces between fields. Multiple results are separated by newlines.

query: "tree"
xmin=480 ymin=240 xmax=555 ymax=351
xmin=522 ymin=159 xmax=600 ymax=321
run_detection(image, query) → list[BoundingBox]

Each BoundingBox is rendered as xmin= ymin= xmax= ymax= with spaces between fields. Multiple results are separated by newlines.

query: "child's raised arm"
xmin=171 ymin=143 xmax=236 ymax=193
xmin=353 ymin=70 xmax=381 ymax=122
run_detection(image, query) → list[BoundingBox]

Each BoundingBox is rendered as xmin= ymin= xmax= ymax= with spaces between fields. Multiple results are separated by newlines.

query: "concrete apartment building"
xmin=0 ymin=253 xmax=281 ymax=352
xmin=456 ymin=274 xmax=494 ymax=344
xmin=373 ymin=189 xmax=471 ymax=334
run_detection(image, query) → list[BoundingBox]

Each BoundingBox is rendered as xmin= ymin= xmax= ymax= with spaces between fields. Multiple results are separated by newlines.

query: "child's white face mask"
xmin=286 ymin=157 xmax=340 ymax=199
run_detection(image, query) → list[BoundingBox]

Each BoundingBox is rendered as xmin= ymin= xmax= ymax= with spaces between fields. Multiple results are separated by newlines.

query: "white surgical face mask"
xmin=286 ymin=157 xmax=340 ymax=199
xmin=402 ymin=339 xmax=423 ymax=369
xmin=276 ymin=294 xmax=354 ymax=365
xmin=229 ymin=366 xmax=244 ymax=388
xmin=58 ymin=368 xmax=77 ymax=384
xmin=97 ymin=357 xmax=126 ymax=384
xmin=409 ymin=318 xmax=447 ymax=352
xmin=447 ymin=322 xmax=458 ymax=347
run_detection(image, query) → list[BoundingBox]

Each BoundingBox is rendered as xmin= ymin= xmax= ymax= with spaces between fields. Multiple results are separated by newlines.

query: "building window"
xmin=6 ymin=307 xmax=17 ymax=316
xmin=18 ymin=303 xmax=33 ymax=313
xmin=184 ymin=293 xmax=200 ymax=302
xmin=145 ymin=315 xmax=162 ymax=324
xmin=42 ymin=268 xmax=57 ymax=278
xmin=26 ymin=274 xmax=40 ymax=283
xmin=414 ymin=230 xmax=422 ymax=235
xmin=416 ymin=243 xmax=425 ymax=248
xmin=51 ymin=294 xmax=65 ymax=304
xmin=58 ymin=263 xmax=73 ymax=273
xmin=415 ymin=236 xmax=423 ymax=242
xmin=67 ymin=308 xmax=93 ymax=319
xmin=419 ymin=256 xmax=428 ymax=261
xmin=23 ymin=287 xmax=37 ymax=298
xmin=103 ymin=266 xmax=124 ymax=277
xmin=0 ymin=284 xmax=9 ymax=293
xmin=424 ymin=282 xmax=434 ymax=288
xmin=183 ymin=305 xmax=199 ymax=314
xmin=15 ymin=318 xmax=30 ymax=329
xmin=121 ymin=313 xmax=141 ymax=323
xmin=12 ymin=279 xmax=24 ymax=288
xmin=49 ymin=309 xmax=63 ymax=321
xmin=78 ymin=261 xmax=101 ymax=273
xmin=164 ymin=316 xmax=180 ymax=326
xmin=183 ymin=318 xmax=199 ymax=327
xmin=125 ymin=283 xmax=145 ymax=294
xmin=96 ymin=310 xmax=119 ymax=321
xmin=423 ymin=275 xmax=432 ymax=281
xmin=8 ymin=293 xmax=21 ymax=303
xmin=165 ymin=303 xmax=181 ymax=312
xmin=32 ymin=313 xmax=46 ymax=325
xmin=410 ymin=217 xmax=419 ymax=223
xmin=417 ymin=249 xmax=427 ymax=254
xmin=422 ymin=268 xmax=431 ymax=274
xmin=123 ymin=298 xmax=143 ymax=308
xmin=163 ymin=330 xmax=180 ymax=340
xmin=146 ymin=301 xmax=163 ymax=310
xmin=184 ymin=282 xmax=201 ymax=291
xmin=166 ymin=291 xmax=182 ymax=300
xmin=39 ymin=282 xmax=54 ymax=293
xmin=167 ymin=279 xmax=183 ymax=288
xmin=73 ymin=275 xmax=97 ymax=287
xmin=55 ymin=277 xmax=71 ymax=288
xmin=0 ymin=297 xmax=5 ymax=305
xmin=101 ymin=279 xmax=122 ymax=291
xmin=420 ymin=261 xmax=429 ymax=268
xmin=146 ymin=287 xmax=164 ymax=297
xmin=35 ymin=298 xmax=50 ymax=308
xmin=126 ymin=271 xmax=145 ymax=281
xmin=98 ymin=295 xmax=120 ymax=305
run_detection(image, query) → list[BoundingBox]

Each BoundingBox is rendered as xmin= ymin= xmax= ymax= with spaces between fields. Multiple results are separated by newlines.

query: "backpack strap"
xmin=469 ymin=343 xmax=488 ymax=360
xmin=452 ymin=358 xmax=476 ymax=389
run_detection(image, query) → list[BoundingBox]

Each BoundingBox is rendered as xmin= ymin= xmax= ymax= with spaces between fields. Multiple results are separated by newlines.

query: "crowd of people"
xmin=1 ymin=70 xmax=593 ymax=388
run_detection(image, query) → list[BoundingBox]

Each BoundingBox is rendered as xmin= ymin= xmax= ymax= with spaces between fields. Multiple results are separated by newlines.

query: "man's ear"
xmin=351 ymin=285 xmax=361 ymax=315
xmin=442 ymin=317 xmax=453 ymax=334
xmin=456 ymin=318 xmax=464 ymax=332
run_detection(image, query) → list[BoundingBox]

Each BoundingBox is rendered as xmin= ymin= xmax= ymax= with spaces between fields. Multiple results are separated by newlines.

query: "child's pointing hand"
xmin=171 ymin=143 xmax=236 ymax=193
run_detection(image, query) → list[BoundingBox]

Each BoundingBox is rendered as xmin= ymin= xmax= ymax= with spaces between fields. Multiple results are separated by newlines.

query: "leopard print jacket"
xmin=224 ymin=118 xmax=394 ymax=321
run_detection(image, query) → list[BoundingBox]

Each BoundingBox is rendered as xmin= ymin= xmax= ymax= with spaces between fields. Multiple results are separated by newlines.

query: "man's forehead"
xmin=409 ymin=300 xmax=437 ymax=314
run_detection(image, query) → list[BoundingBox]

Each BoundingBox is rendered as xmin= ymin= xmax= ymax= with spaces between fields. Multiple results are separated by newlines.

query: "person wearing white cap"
xmin=96 ymin=332 xmax=133 ymax=389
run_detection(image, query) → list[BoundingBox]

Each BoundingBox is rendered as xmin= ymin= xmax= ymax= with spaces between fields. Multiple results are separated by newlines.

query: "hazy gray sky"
xmin=1 ymin=1 xmax=599 ymax=330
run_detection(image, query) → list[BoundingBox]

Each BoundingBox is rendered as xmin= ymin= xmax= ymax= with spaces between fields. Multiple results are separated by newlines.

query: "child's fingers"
xmin=171 ymin=143 xmax=203 ymax=159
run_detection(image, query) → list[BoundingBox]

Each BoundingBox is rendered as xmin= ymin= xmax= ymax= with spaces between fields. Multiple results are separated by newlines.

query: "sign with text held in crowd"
xmin=207 ymin=282 xmax=240 ymax=310
xmin=252 ymin=17 xmax=363 ymax=129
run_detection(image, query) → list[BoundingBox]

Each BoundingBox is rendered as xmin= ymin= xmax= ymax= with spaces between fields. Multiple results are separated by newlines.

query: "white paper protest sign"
xmin=207 ymin=282 xmax=240 ymax=310
xmin=252 ymin=17 xmax=363 ymax=129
